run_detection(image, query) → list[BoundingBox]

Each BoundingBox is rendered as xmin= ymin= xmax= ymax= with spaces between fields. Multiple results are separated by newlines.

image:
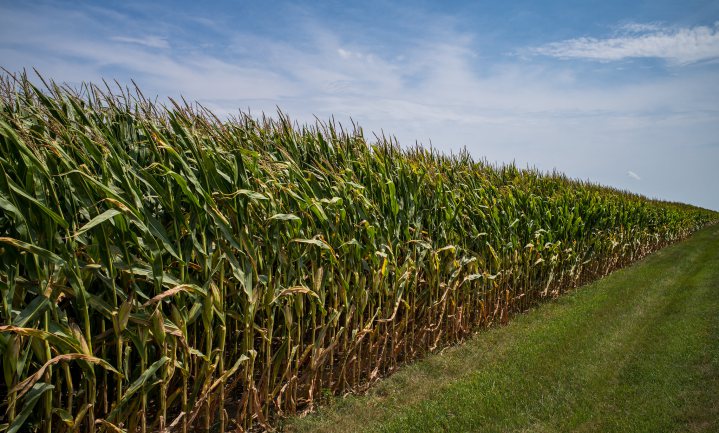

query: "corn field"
xmin=0 ymin=72 xmax=716 ymax=433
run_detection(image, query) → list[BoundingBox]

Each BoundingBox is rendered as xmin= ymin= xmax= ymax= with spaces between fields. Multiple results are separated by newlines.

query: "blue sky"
xmin=1 ymin=0 xmax=718 ymax=210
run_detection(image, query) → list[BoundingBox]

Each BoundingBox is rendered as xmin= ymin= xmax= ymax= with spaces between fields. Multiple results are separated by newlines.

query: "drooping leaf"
xmin=0 ymin=237 xmax=65 ymax=265
xmin=7 ymin=382 xmax=54 ymax=433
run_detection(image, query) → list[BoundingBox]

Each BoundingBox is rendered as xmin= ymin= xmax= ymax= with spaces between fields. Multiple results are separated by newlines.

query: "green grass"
xmin=285 ymin=224 xmax=719 ymax=433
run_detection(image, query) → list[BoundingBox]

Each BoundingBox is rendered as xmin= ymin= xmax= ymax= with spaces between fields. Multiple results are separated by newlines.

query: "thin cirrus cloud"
xmin=627 ymin=171 xmax=641 ymax=181
xmin=618 ymin=22 xmax=663 ymax=34
xmin=110 ymin=36 xmax=170 ymax=49
xmin=533 ymin=22 xmax=719 ymax=65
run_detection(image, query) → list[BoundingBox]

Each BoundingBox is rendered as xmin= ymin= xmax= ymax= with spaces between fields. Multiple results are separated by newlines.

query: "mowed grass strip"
xmin=285 ymin=225 xmax=719 ymax=433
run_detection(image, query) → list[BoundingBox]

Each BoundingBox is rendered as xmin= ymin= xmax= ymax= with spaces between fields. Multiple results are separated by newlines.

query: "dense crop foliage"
xmin=0 ymin=73 xmax=716 ymax=433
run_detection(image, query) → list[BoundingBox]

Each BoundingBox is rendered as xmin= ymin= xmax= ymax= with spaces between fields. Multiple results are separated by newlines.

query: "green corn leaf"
xmin=107 ymin=356 xmax=170 ymax=421
xmin=268 ymin=213 xmax=301 ymax=222
xmin=293 ymin=237 xmax=333 ymax=251
xmin=12 ymin=295 xmax=50 ymax=327
xmin=0 ymin=237 xmax=65 ymax=265
xmin=74 ymin=209 xmax=122 ymax=237
xmin=7 ymin=179 xmax=68 ymax=229
xmin=7 ymin=382 xmax=54 ymax=433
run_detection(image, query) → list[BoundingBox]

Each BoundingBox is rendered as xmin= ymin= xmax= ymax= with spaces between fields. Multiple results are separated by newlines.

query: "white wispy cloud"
xmin=336 ymin=47 xmax=377 ymax=62
xmin=111 ymin=36 xmax=170 ymax=49
xmin=534 ymin=22 xmax=719 ymax=65
xmin=627 ymin=171 xmax=641 ymax=180
xmin=617 ymin=22 xmax=663 ymax=34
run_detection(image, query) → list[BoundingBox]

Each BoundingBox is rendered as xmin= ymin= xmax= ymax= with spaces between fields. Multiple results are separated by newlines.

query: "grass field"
xmin=286 ymin=224 xmax=719 ymax=433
